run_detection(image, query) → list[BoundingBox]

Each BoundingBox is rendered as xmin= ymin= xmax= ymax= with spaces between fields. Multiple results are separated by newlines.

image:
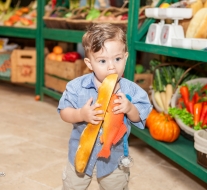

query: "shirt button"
xmin=97 ymin=143 xmax=100 ymax=146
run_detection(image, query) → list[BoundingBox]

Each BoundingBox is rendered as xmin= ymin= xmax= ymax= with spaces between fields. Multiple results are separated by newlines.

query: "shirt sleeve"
xmin=128 ymin=82 xmax=153 ymax=129
xmin=57 ymin=80 xmax=78 ymax=113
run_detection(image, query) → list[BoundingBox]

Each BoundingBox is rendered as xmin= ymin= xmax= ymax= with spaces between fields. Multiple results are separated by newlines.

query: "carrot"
xmin=200 ymin=104 xmax=207 ymax=125
xmin=165 ymin=84 xmax=173 ymax=111
xmin=202 ymin=116 xmax=207 ymax=127
xmin=154 ymin=91 xmax=165 ymax=111
xmin=201 ymin=84 xmax=207 ymax=92
xmin=193 ymin=92 xmax=200 ymax=104
xmin=180 ymin=85 xmax=189 ymax=106
xmin=187 ymin=100 xmax=194 ymax=114
xmin=193 ymin=102 xmax=202 ymax=126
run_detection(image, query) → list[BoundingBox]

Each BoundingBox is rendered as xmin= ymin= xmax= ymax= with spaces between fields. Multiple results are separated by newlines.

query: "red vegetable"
xmin=193 ymin=102 xmax=202 ymax=126
xmin=121 ymin=14 xmax=128 ymax=20
xmin=202 ymin=116 xmax=207 ymax=127
xmin=200 ymin=104 xmax=207 ymax=124
xmin=187 ymin=100 xmax=194 ymax=114
xmin=177 ymin=97 xmax=184 ymax=109
xmin=201 ymin=84 xmax=207 ymax=92
xmin=62 ymin=52 xmax=81 ymax=62
xmin=193 ymin=92 xmax=200 ymax=103
xmin=180 ymin=85 xmax=189 ymax=107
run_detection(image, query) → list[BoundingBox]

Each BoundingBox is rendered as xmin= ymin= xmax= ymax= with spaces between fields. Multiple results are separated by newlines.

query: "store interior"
xmin=0 ymin=0 xmax=207 ymax=189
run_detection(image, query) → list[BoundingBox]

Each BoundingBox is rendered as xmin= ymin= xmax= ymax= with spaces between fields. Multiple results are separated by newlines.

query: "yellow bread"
xmin=186 ymin=8 xmax=207 ymax=38
xmin=204 ymin=1 xmax=207 ymax=7
xmin=75 ymin=73 xmax=118 ymax=173
xmin=187 ymin=0 xmax=203 ymax=16
xmin=180 ymin=0 xmax=203 ymax=36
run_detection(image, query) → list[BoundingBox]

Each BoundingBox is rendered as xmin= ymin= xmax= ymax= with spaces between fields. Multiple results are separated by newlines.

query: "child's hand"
xmin=113 ymin=93 xmax=132 ymax=114
xmin=80 ymin=98 xmax=104 ymax=124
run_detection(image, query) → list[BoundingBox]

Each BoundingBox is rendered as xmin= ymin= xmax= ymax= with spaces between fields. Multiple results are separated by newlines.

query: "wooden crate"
xmin=11 ymin=50 xmax=36 ymax=83
xmin=45 ymin=56 xmax=86 ymax=80
xmin=134 ymin=73 xmax=153 ymax=93
xmin=45 ymin=74 xmax=68 ymax=93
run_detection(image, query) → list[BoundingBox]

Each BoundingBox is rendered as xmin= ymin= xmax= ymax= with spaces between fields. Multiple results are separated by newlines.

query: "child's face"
xmin=84 ymin=39 xmax=128 ymax=86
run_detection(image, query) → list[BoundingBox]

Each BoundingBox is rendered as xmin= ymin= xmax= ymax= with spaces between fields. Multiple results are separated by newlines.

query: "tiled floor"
xmin=0 ymin=81 xmax=206 ymax=190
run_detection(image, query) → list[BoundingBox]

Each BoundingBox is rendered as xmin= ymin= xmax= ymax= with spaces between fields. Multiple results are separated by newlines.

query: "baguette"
xmin=75 ymin=73 xmax=118 ymax=173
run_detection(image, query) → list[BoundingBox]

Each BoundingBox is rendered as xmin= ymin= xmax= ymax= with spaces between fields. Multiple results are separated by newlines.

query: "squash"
xmin=146 ymin=109 xmax=180 ymax=142
xmin=75 ymin=73 xmax=118 ymax=173
xmin=145 ymin=109 xmax=158 ymax=128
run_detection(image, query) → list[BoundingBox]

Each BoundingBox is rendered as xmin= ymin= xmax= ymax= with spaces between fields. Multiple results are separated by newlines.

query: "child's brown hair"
xmin=82 ymin=23 xmax=127 ymax=58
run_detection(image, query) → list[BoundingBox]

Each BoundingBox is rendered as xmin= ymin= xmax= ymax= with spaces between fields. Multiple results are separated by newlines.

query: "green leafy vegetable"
xmin=168 ymin=107 xmax=194 ymax=127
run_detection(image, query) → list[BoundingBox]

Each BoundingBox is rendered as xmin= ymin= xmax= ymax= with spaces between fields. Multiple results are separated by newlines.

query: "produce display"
xmin=169 ymin=78 xmax=207 ymax=132
xmin=150 ymin=59 xmax=198 ymax=113
xmin=47 ymin=46 xmax=81 ymax=62
xmin=0 ymin=0 xmax=37 ymax=28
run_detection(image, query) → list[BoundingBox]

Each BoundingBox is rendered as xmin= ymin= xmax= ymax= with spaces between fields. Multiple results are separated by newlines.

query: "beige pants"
xmin=62 ymin=162 xmax=129 ymax=190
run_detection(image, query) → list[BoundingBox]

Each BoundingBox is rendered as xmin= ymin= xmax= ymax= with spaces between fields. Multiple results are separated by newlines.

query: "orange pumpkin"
xmin=146 ymin=110 xmax=180 ymax=142
xmin=145 ymin=109 xmax=158 ymax=128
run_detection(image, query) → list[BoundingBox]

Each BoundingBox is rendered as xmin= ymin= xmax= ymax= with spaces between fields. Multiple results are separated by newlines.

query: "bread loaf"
xmin=186 ymin=8 xmax=207 ymax=38
xmin=180 ymin=0 xmax=203 ymax=36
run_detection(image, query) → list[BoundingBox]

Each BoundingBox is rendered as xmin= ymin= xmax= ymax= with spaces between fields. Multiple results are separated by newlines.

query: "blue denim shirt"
xmin=57 ymin=73 xmax=152 ymax=178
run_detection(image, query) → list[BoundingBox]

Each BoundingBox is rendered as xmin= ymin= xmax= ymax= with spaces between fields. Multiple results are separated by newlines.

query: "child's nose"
xmin=108 ymin=61 xmax=115 ymax=70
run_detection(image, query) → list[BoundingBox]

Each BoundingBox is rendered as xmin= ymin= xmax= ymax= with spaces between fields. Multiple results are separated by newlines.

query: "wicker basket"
xmin=43 ymin=7 xmax=70 ymax=29
xmin=66 ymin=6 xmax=92 ymax=30
xmin=194 ymin=130 xmax=207 ymax=169
xmin=92 ymin=6 xmax=128 ymax=31
xmin=171 ymin=77 xmax=207 ymax=137
xmin=151 ymin=62 xmax=207 ymax=113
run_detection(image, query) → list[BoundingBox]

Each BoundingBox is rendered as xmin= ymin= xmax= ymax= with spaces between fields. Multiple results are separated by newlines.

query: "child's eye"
xmin=115 ymin=57 xmax=121 ymax=62
xmin=99 ymin=60 xmax=106 ymax=64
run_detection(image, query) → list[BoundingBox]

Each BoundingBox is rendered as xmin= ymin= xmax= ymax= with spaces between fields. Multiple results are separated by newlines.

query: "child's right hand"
xmin=80 ymin=98 xmax=104 ymax=124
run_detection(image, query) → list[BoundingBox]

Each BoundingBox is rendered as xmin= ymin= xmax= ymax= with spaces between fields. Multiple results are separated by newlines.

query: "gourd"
xmin=146 ymin=109 xmax=180 ymax=142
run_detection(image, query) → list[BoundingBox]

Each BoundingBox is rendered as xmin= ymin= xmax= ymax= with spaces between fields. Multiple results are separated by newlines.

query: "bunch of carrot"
xmin=179 ymin=84 xmax=207 ymax=128
xmin=150 ymin=60 xmax=197 ymax=113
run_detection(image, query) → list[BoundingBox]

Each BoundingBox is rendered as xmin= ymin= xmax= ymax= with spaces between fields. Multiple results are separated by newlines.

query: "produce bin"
xmin=11 ymin=49 xmax=36 ymax=83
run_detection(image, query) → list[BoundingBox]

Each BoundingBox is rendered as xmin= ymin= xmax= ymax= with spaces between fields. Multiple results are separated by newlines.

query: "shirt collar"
xmin=82 ymin=72 xmax=97 ymax=90
xmin=82 ymin=72 xmax=124 ymax=92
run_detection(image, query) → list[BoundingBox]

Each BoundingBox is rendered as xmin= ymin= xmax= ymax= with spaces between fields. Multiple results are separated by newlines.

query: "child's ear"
xmin=84 ymin=58 xmax=93 ymax=70
xmin=124 ymin=52 xmax=129 ymax=61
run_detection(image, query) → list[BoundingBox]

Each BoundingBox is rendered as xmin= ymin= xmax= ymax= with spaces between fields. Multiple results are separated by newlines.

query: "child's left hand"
xmin=112 ymin=93 xmax=132 ymax=114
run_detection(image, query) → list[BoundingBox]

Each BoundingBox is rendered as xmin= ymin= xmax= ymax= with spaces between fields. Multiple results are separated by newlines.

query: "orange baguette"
xmin=75 ymin=73 xmax=118 ymax=173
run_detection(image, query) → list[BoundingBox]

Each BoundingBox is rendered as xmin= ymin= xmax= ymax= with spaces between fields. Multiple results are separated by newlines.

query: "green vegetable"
xmin=135 ymin=64 xmax=144 ymax=74
xmin=168 ymin=107 xmax=194 ymax=127
xmin=86 ymin=9 xmax=100 ymax=20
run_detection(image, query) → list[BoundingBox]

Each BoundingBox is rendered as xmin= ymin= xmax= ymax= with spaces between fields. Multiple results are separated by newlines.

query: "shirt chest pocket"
xmin=77 ymin=94 xmax=97 ymax=108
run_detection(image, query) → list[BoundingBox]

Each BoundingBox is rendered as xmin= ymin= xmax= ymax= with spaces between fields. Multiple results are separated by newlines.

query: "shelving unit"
xmin=0 ymin=0 xmax=206 ymax=184
xmin=126 ymin=0 xmax=207 ymax=184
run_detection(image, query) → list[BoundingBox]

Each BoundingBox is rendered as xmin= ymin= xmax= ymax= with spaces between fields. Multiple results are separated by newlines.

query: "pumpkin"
xmin=75 ymin=73 xmax=118 ymax=173
xmin=145 ymin=109 xmax=158 ymax=128
xmin=146 ymin=109 xmax=180 ymax=142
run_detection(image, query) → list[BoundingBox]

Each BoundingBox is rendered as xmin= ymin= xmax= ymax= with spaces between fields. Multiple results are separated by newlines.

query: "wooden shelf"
xmin=131 ymin=126 xmax=207 ymax=183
